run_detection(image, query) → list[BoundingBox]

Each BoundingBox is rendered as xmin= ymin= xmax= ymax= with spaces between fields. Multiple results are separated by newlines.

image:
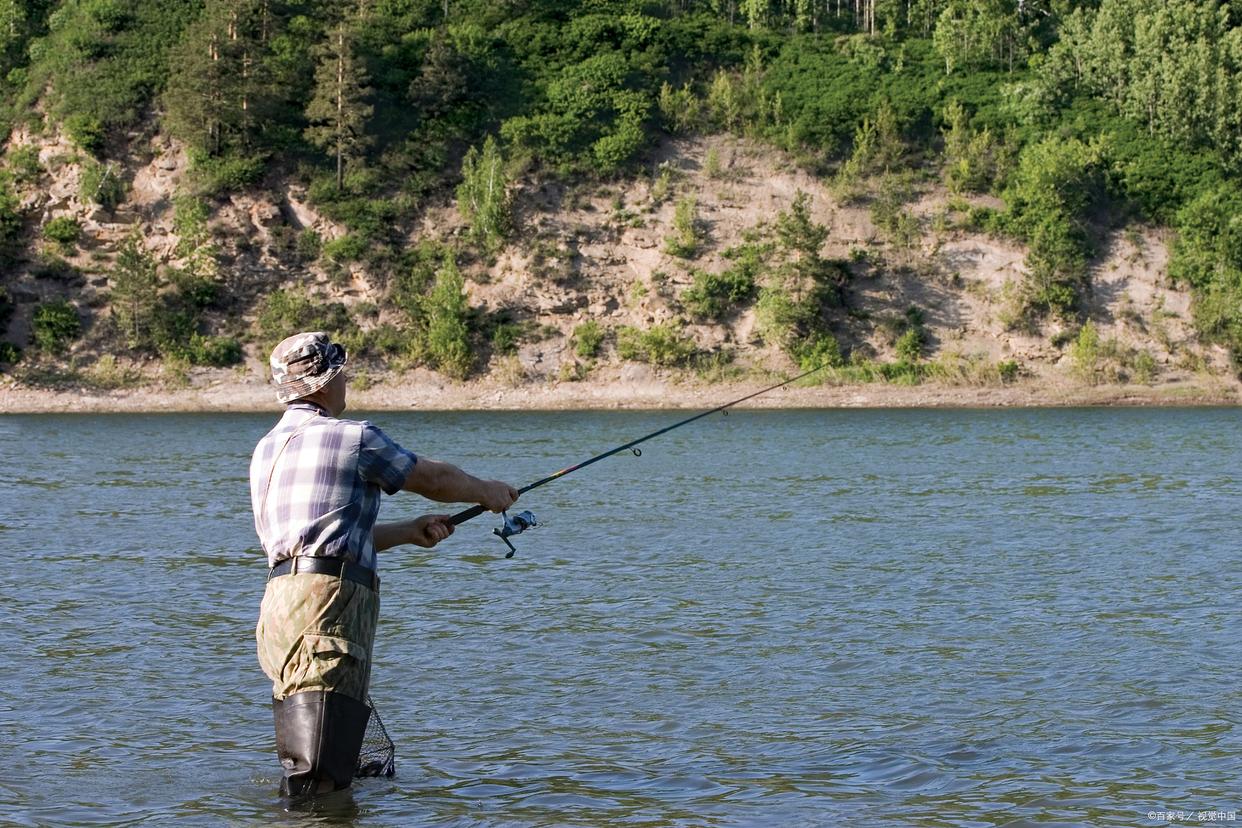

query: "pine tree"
xmin=110 ymin=233 xmax=160 ymax=350
xmin=304 ymin=22 xmax=373 ymax=191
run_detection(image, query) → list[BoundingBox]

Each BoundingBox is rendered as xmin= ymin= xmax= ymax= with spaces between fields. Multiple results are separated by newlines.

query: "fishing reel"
xmin=493 ymin=510 xmax=538 ymax=558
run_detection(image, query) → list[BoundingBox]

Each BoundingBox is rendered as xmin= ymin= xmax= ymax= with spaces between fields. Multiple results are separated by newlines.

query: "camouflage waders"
xmin=256 ymin=570 xmax=379 ymax=795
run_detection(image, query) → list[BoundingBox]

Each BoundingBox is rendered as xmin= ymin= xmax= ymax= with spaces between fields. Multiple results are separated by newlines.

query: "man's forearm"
xmin=403 ymin=458 xmax=486 ymax=502
xmin=373 ymin=520 xmax=413 ymax=552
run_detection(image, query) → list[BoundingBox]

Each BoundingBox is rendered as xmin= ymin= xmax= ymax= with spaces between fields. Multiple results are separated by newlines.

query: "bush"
xmin=323 ymin=234 xmax=368 ymax=263
xmin=189 ymin=151 xmax=266 ymax=197
xmin=80 ymin=161 xmax=126 ymax=209
xmin=1070 ymin=320 xmax=1100 ymax=382
xmin=572 ymin=320 xmax=604 ymax=358
xmin=683 ymin=266 xmax=756 ymax=320
xmin=256 ymin=288 xmax=355 ymax=356
xmin=422 ymin=254 xmax=472 ymax=378
xmin=7 ymin=145 xmax=42 ymax=184
xmin=296 ymin=229 xmax=322 ymax=262
xmin=0 ymin=341 xmax=21 ymax=365
xmin=188 ymin=334 xmax=242 ymax=367
xmin=43 ymin=216 xmax=81 ymax=249
xmin=32 ymin=300 xmax=81 ymax=354
xmin=616 ymin=323 xmax=696 ymax=367
xmin=663 ymin=196 xmax=701 ymax=259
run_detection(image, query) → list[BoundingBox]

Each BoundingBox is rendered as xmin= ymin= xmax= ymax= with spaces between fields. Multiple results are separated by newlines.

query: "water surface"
xmin=1 ymin=408 xmax=1239 ymax=826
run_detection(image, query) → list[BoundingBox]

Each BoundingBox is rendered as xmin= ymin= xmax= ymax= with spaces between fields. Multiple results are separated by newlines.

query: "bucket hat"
xmin=270 ymin=331 xmax=347 ymax=404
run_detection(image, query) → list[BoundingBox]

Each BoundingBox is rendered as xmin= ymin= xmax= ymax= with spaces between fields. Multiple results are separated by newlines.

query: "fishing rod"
xmin=447 ymin=363 xmax=826 ymax=557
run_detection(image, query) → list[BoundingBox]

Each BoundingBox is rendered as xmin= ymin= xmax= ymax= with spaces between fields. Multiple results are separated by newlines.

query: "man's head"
xmin=270 ymin=331 xmax=348 ymax=412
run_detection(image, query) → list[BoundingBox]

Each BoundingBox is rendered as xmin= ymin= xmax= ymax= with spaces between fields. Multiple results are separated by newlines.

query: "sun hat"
xmin=269 ymin=331 xmax=347 ymax=404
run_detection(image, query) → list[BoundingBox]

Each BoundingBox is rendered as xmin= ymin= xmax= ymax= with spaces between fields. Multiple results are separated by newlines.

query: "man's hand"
xmin=478 ymin=480 xmax=519 ymax=513
xmin=408 ymin=514 xmax=454 ymax=548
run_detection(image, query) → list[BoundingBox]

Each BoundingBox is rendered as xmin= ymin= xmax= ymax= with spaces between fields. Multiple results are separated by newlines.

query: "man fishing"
xmin=250 ymin=331 xmax=518 ymax=796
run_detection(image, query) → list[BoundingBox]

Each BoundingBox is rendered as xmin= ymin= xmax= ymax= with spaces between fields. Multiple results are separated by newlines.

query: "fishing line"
xmin=446 ymin=364 xmax=827 ymax=556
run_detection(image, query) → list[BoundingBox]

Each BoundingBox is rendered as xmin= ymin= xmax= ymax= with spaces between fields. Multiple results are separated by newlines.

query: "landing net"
xmin=356 ymin=695 xmax=395 ymax=778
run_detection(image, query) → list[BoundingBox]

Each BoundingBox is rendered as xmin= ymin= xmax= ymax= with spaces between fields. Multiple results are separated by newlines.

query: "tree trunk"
xmin=336 ymin=31 xmax=345 ymax=191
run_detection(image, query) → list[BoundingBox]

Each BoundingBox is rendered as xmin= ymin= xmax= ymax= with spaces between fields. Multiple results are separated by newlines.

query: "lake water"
xmin=1 ymin=407 xmax=1239 ymax=827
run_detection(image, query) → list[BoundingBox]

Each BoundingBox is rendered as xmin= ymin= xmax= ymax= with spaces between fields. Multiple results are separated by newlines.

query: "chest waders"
xmin=273 ymin=690 xmax=372 ymax=796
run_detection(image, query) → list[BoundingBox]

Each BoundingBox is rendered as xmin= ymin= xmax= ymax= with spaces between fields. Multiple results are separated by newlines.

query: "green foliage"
xmin=323 ymin=234 xmax=369 ymax=264
xmin=187 ymin=151 xmax=266 ymax=197
xmin=305 ymin=23 xmax=374 ymax=191
xmin=297 ymin=229 xmax=323 ymax=262
xmin=0 ymin=341 xmax=20 ymax=365
xmin=572 ymin=320 xmax=604 ymax=359
xmin=1070 ymin=320 xmax=1100 ymax=382
xmin=6 ymin=145 xmax=42 ymax=184
xmin=457 ymin=135 xmax=512 ymax=252
xmin=255 ymin=288 xmax=355 ymax=358
xmin=616 ymin=322 xmax=697 ymax=367
xmin=941 ymin=99 xmax=1000 ymax=194
xmin=43 ymin=216 xmax=81 ymax=250
xmin=79 ymin=160 xmax=126 ymax=209
xmin=999 ymin=137 xmax=1105 ymax=324
xmin=423 ymin=254 xmax=472 ymax=379
xmin=109 ymin=232 xmax=159 ymax=349
xmin=663 ymin=196 xmax=701 ymax=259
xmin=0 ymin=173 xmax=22 ymax=256
xmin=684 ymin=265 xmax=757 ymax=320
xmin=32 ymin=299 xmax=81 ymax=354
xmin=658 ymin=82 xmax=702 ymax=135
xmin=790 ymin=332 xmax=844 ymax=371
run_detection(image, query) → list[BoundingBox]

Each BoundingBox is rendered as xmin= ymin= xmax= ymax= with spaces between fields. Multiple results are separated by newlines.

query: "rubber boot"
xmin=272 ymin=690 xmax=372 ymax=796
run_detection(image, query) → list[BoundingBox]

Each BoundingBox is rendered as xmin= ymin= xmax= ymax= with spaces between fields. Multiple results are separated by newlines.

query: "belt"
xmin=268 ymin=556 xmax=379 ymax=591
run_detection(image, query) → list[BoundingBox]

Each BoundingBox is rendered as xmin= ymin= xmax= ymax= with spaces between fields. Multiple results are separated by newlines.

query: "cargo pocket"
xmin=304 ymin=633 xmax=371 ymax=700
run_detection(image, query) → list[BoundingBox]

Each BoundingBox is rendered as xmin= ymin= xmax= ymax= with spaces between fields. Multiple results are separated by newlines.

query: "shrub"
xmin=0 ymin=174 xmax=23 ymax=252
xmin=683 ymin=266 xmax=756 ymax=320
xmin=43 ymin=216 xmax=81 ymax=249
xmin=1070 ymin=320 xmax=1100 ymax=382
xmin=663 ymin=196 xmax=701 ymax=259
xmin=457 ymin=134 xmax=512 ymax=251
xmin=80 ymin=161 xmax=126 ymax=209
xmin=572 ymin=320 xmax=604 ymax=359
xmin=791 ymin=332 xmax=844 ymax=371
xmin=0 ymin=341 xmax=21 ymax=365
xmin=189 ymin=151 xmax=266 ymax=197
xmin=998 ymin=359 xmax=1020 ymax=383
xmin=894 ymin=327 xmax=924 ymax=362
xmin=7 ymin=145 xmax=42 ymax=184
xmin=256 ymin=288 xmax=354 ymax=356
xmin=32 ymin=300 xmax=81 ymax=354
xmin=423 ymin=254 xmax=472 ymax=378
xmin=296 ymin=229 xmax=322 ymax=262
xmin=188 ymin=335 xmax=242 ymax=367
xmin=616 ymin=323 xmax=696 ymax=367
xmin=323 ymin=234 xmax=368 ymax=263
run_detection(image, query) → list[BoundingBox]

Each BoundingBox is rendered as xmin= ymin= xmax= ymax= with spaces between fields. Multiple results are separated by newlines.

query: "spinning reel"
xmin=492 ymin=510 xmax=538 ymax=558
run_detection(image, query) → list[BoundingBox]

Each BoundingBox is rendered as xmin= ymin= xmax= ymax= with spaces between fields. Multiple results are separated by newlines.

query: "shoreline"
xmin=2 ymin=369 xmax=1238 ymax=414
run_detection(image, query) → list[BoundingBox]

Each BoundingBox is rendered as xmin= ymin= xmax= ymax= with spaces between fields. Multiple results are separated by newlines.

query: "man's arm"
xmin=402 ymin=458 xmax=518 ymax=512
xmin=374 ymin=514 xmax=454 ymax=551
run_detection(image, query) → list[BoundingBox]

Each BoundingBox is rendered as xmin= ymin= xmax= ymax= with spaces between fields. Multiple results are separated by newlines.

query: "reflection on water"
xmin=1 ymin=407 xmax=1240 ymax=826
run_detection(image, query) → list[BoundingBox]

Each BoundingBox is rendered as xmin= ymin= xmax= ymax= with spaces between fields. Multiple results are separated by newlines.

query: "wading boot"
xmin=272 ymin=690 xmax=372 ymax=796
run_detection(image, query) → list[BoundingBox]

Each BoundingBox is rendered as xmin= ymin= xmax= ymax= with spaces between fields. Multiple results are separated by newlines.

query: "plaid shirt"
xmin=249 ymin=403 xmax=417 ymax=571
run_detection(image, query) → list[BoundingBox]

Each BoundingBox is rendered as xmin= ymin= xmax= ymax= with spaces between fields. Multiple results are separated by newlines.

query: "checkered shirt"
xmin=250 ymin=403 xmax=418 ymax=571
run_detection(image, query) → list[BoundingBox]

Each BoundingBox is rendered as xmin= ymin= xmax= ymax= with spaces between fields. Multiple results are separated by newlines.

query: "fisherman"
xmin=250 ymin=331 xmax=518 ymax=796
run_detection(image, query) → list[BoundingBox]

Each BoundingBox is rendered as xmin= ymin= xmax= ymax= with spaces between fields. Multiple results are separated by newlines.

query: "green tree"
xmin=456 ymin=135 xmax=512 ymax=251
xmin=110 ymin=232 xmax=160 ymax=349
xmin=304 ymin=21 xmax=373 ymax=191
xmin=424 ymin=253 xmax=471 ymax=378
